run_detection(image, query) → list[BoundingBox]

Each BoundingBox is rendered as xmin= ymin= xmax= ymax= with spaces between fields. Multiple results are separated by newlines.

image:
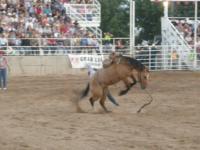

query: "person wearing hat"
xmin=0 ymin=51 xmax=9 ymax=90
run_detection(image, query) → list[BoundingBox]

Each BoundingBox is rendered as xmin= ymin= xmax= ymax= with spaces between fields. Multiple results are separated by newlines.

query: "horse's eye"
xmin=144 ymin=76 xmax=147 ymax=79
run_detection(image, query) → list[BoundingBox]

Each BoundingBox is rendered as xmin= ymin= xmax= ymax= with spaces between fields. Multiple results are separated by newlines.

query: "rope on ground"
xmin=137 ymin=89 xmax=153 ymax=113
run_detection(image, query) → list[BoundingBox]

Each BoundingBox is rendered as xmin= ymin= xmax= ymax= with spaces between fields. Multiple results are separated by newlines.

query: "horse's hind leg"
xmin=100 ymin=88 xmax=110 ymax=112
xmin=89 ymin=97 xmax=95 ymax=107
xmin=89 ymin=96 xmax=98 ymax=107
xmin=100 ymin=97 xmax=109 ymax=112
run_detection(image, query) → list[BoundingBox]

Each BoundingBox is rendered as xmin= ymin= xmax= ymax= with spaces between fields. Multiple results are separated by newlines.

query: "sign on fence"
xmin=68 ymin=54 xmax=103 ymax=69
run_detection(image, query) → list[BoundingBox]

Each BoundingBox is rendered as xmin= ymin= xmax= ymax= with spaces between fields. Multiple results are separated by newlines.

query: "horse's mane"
xmin=119 ymin=55 xmax=145 ymax=71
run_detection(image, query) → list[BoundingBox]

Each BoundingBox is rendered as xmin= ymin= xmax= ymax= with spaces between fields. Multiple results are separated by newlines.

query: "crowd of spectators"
xmin=172 ymin=19 xmax=194 ymax=45
xmin=172 ymin=19 xmax=200 ymax=60
xmin=0 ymin=0 xmax=99 ymax=55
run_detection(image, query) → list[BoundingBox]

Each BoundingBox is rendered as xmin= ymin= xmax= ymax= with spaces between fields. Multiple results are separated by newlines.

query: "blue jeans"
xmin=0 ymin=68 xmax=7 ymax=88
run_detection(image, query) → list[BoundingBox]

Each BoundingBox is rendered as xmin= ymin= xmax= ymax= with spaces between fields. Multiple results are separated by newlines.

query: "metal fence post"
xmin=149 ymin=46 xmax=151 ymax=70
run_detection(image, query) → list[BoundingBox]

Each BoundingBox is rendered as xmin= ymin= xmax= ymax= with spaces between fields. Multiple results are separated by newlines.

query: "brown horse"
xmin=81 ymin=55 xmax=150 ymax=112
xmin=103 ymin=53 xmax=138 ymax=96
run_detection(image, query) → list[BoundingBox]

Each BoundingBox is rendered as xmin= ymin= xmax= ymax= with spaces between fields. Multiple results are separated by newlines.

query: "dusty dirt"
xmin=0 ymin=71 xmax=200 ymax=150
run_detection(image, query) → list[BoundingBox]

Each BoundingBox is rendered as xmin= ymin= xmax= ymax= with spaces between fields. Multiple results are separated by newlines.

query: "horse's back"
xmin=96 ymin=65 xmax=128 ymax=86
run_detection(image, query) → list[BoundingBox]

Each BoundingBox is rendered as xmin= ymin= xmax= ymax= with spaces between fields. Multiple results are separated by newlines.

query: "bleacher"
xmin=0 ymin=0 xmax=102 ymax=55
xmin=161 ymin=16 xmax=200 ymax=70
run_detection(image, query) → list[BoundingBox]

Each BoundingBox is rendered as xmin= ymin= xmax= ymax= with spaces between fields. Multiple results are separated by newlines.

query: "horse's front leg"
xmin=119 ymin=78 xmax=132 ymax=96
xmin=119 ymin=75 xmax=137 ymax=96
xmin=130 ymin=75 xmax=137 ymax=87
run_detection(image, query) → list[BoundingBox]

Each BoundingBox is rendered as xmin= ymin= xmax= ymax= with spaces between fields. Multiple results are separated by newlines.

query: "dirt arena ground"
xmin=0 ymin=71 xmax=200 ymax=150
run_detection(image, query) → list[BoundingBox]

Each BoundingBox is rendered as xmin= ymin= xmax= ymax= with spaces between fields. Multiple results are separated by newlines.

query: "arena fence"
xmin=1 ymin=38 xmax=200 ymax=71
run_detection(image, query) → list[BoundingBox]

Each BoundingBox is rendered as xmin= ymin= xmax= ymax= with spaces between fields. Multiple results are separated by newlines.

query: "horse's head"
xmin=138 ymin=66 xmax=150 ymax=89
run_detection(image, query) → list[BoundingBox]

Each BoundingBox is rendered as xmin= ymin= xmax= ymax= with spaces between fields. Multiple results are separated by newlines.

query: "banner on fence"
xmin=68 ymin=54 xmax=103 ymax=69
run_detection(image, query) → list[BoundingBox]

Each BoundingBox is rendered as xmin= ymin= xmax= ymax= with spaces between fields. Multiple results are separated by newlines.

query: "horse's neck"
xmin=119 ymin=56 xmax=144 ymax=71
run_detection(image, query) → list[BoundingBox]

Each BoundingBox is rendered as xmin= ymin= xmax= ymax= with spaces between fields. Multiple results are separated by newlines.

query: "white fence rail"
xmin=0 ymin=38 xmax=131 ymax=55
xmin=1 ymin=38 xmax=200 ymax=71
xmin=134 ymin=45 xmax=200 ymax=71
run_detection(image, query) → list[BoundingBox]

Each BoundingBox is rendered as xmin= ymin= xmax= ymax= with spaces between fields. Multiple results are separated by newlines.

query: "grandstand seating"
xmin=0 ymin=0 xmax=101 ymax=55
xmin=162 ymin=17 xmax=200 ymax=69
xmin=1 ymin=1 xmax=199 ymax=70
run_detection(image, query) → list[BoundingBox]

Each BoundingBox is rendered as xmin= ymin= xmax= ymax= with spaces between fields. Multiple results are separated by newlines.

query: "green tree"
xmin=169 ymin=2 xmax=195 ymax=17
xmin=100 ymin=0 xmax=163 ymax=43
xmin=99 ymin=0 xmax=129 ymax=37
xmin=135 ymin=0 xmax=163 ymax=43
xmin=99 ymin=1 xmax=200 ymax=43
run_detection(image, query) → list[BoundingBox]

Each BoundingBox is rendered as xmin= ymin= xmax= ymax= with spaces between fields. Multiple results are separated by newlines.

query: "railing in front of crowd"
xmin=64 ymin=3 xmax=101 ymax=26
xmin=0 ymin=37 xmax=131 ymax=55
xmin=134 ymin=45 xmax=200 ymax=71
xmin=1 ymin=38 xmax=200 ymax=70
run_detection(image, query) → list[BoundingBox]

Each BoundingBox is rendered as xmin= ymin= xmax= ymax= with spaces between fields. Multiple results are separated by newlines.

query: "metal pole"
xmin=130 ymin=0 xmax=133 ymax=56
xmin=133 ymin=1 xmax=135 ymax=54
xmin=194 ymin=1 xmax=197 ymax=69
xmin=130 ymin=0 xmax=135 ymax=57
xmin=163 ymin=1 xmax=168 ymax=18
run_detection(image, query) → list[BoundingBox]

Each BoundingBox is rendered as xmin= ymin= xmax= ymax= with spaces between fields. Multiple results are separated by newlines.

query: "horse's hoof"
xmin=103 ymin=109 xmax=112 ymax=113
xmin=76 ymin=106 xmax=86 ymax=113
xmin=106 ymin=110 xmax=112 ymax=113
xmin=115 ymin=103 xmax=120 ymax=106
xmin=119 ymin=91 xmax=126 ymax=96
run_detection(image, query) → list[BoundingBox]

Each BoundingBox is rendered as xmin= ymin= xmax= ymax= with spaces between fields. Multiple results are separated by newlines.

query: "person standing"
xmin=0 ymin=51 xmax=9 ymax=90
xmin=171 ymin=50 xmax=179 ymax=69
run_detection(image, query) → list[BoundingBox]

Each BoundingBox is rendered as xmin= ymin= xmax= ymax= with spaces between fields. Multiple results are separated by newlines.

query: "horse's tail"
xmin=81 ymin=83 xmax=90 ymax=99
